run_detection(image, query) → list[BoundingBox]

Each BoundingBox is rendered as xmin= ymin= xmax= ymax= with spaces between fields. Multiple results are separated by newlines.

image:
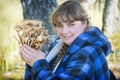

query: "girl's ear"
xmin=82 ymin=20 xmax=87 ymax=25
xmin=82 ymin=20 xmax=88 ymax=31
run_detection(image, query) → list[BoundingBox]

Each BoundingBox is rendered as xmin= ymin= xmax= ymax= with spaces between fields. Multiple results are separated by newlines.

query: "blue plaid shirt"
xmin=24 ymin=27 xmax=111 ymax=80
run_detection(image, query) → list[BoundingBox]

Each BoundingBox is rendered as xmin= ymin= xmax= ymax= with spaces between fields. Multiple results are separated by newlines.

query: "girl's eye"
xmin=69 ymin=23 xmax=75 ymax=26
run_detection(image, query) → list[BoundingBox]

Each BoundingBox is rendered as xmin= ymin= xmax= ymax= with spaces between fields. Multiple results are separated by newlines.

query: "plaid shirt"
xmin=24 ymin=27 xmax=111 ymax=80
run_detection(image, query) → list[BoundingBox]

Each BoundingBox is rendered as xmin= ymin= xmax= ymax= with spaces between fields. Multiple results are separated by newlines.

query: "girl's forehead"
xmin=55 ymin=14 xmax=75 ymax=23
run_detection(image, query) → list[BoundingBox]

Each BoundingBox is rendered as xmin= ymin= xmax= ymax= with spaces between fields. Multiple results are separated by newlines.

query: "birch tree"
xmin=102 ymin=0 xmax=120 ymax=35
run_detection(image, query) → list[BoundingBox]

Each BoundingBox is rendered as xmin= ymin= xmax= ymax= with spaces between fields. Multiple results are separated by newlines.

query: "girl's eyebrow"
xmin=68 ymin=21 xmax=74 ymax=23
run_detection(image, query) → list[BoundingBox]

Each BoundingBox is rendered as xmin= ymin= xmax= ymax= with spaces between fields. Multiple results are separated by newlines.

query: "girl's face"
xmin=55 ymin=21 xmax=87 ymax=45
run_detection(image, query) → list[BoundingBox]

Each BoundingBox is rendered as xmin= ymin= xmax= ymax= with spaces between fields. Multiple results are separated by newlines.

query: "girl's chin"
xmin=63 ymin=40 xmax=73 ymax=46
xmin=61 ymin=38 xmax=74 ymax=45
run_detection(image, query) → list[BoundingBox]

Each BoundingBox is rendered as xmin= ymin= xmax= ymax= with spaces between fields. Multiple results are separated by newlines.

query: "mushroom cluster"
xmin=14 ymin=20 xmax=47 ymax=50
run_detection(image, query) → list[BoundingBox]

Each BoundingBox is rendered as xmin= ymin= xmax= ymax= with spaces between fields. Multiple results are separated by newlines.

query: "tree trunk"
xmin=20 ymin=0 xmax=58 ymax=53
xmin=102 ymin=0 xmax=120 ymax=35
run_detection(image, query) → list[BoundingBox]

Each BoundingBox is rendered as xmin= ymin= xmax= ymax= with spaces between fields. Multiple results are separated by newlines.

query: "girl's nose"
xmin=62 ymin=26 xmax=69 ymax=34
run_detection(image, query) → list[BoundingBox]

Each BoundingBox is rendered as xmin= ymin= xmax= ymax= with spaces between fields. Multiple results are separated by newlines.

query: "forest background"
xmin=0 ymin=0 xmax=120 ymax=80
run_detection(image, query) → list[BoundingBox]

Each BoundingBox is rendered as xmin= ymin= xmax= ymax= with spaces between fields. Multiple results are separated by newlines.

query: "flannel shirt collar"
xmin=66 ymin=26 xmax=111 ymax=56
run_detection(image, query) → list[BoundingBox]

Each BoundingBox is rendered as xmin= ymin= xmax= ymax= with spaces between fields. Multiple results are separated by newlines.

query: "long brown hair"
xmin=50 ymin=1 xmax=89 ymax=28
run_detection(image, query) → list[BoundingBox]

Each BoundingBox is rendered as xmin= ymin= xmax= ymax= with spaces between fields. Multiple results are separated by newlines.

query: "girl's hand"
xmin=19 ymin=44 xmax=45 ymax=67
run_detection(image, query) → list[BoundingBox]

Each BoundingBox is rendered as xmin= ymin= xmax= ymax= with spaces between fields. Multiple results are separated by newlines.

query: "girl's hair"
xmin=50 ymin=1 xmax=89 ymax=28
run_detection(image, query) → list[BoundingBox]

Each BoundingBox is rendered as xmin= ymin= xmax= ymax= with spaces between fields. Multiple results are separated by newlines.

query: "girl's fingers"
xmin=23 ymin=44 xmax=36 ymax=54
xmin=21 ymin=45 xmax=34 ymax=56
xmin=19 ymin=49 xmax=25 ymax=60
xmin=20 ymin=47 xmax=32 ymax=61
xmin=19 ymin=44 xmax=45 ymax=66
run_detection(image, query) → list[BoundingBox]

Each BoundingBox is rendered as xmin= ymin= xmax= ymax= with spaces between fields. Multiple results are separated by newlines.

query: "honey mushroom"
xmin=14 ymin=20 xmax=47 ymax=50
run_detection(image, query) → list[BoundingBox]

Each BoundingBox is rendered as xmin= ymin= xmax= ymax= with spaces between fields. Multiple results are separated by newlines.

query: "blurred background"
xmin=0 ymin=0 xmax=120 ymax=79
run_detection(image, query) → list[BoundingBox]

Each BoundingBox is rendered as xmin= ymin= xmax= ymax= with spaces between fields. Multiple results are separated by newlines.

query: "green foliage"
xmin=0 ymin=0 xmax=23 ymax=74
xmin=108 ymin=32 xmax=120 ymax=50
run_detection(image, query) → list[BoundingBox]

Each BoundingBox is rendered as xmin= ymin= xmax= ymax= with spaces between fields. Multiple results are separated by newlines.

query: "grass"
xmin=0 ymin=0 xmax=24 ymax=79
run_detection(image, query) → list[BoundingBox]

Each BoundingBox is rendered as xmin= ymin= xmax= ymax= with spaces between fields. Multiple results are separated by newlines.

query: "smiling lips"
xmin=63 ymin=35 xmax=74 ymax=40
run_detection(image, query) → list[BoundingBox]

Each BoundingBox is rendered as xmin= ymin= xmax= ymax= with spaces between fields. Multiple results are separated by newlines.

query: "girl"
xmin=19 ymin=1 xmax=111 ymax=80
